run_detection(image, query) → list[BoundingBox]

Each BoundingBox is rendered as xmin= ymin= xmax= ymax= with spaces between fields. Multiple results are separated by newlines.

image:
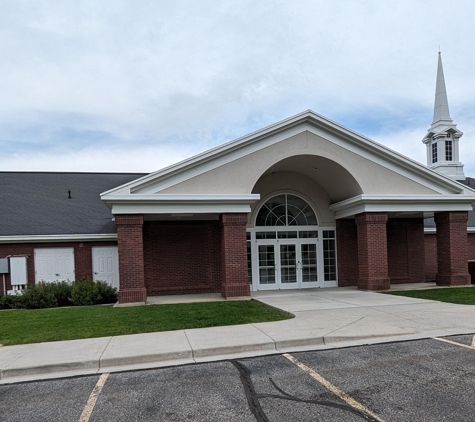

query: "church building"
xmin=1 ymin=53 xmax=474 ymax=303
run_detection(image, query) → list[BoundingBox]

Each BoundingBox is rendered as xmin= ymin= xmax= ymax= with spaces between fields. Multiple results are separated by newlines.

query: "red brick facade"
xmin=143 ymin=220 xmax=222 ymax=295
xmin=338 ymin=216 xmax=426 ymax=289
xmin=220 ymin=213 xmax=250 ymax=298
xmin=0 ymin=241 xmax=117 ymax=295
xmin=355 ymin=212 xmax=390 ymax=290
xmin=424 ymin=234 xmax=437 ymax=281
xmin=434 ymin=211 xmax=471 ymax=286
xmin=2 ymin=212 xmax=472 ymax=300
xmin=336 ymin=219 xmax=358 ymax=287
xmin=117 ymin=213 xmax=250 ymax=302
xmin=387 ymin=218 xmax=425 ymax=284
xmin=116 ymin=214 xmax=147 ymax=303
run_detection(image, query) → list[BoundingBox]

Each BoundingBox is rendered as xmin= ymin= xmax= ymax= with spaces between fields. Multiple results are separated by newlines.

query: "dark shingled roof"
xmin=1 ymin=172 xmax=474 ymax=236
xmin=0 ymin=172 xmax=145 ymax=236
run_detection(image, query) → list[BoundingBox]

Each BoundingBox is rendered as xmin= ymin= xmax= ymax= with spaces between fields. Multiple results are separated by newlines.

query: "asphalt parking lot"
xmin=1 ymin=335 xmax=474 ymax=421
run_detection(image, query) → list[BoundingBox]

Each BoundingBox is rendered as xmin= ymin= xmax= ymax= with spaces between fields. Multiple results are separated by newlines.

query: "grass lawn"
xmin=0 ymin=300 xmax=292 ymax=346
xmin=384 ymin=286 xmax=475 ymax=305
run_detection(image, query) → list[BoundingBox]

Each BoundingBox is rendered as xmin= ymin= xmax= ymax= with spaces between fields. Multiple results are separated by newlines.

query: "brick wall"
xmin=434 ymin=211 xmax=470 ymax=285
xmin=336 ymin=219 xmax=358 ymax=287
xmin=425 ymin=231 xmax=475 ymax=281
xmin=355 ymin=212 xmax=390 ymax=290
xmin=116 ymin=214 xmax=146 ymax=303
xmin=143 ymin=220 xmax=223 ymax=295
xmin=220 ymin=213 xmax=250 ymax=298
xmin=468 ymin=233 xmax=475 ymax=260
xmin=387 ymin=218 xmax=425 ymax=284
xmin=0 ymin=241 xmax=117 ymax=295
xmin=424 ymin=234 xmax=437 ymax=281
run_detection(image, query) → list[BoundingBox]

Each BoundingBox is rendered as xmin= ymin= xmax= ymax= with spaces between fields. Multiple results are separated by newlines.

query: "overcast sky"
xmin=1 ymin=0 xmax=474 ymax=175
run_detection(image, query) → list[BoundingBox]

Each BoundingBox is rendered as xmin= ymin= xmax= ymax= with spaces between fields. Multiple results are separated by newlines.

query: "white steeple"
xmin=422 ymin=52 xmax=465 ymax=180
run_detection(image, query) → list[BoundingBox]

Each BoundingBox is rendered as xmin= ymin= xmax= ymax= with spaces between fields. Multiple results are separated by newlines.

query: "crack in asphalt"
xmin=231 ymin=360 xmax=380 ymax=421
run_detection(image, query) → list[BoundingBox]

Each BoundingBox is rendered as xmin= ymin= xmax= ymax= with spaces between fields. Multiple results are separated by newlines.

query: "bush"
xmin=21 ymin=282 xmax=59 ymax=309
xmin=96 ymin=281 xmax=118 ymax=304
xmin=0 ymin=294 xmax=24 ymax=310
xmin=69 ymin=278 xmax=117 ymax=306
xmin=0 ymin=279 xmax=118 ymax=310
xmin=49 ymin=281 xmax=73 ymax=307
xmin=70 ymin=278 xmax=102 ymax=306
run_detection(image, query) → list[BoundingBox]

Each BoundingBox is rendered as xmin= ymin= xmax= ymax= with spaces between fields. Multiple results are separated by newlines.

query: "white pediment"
xmin=101 ymin=110 xmax=475 ymax=214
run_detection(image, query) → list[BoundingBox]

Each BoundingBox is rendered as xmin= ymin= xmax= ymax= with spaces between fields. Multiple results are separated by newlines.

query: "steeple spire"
xmin=432 ymin=52 xmax=452 ymax=125
xmin=422 ymin=52 xmax=465 ymax=181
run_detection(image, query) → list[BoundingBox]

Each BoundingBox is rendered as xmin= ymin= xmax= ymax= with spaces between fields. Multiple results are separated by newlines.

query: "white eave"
xmin=101 ymin=194 xmax=261 ymax=215
xmin=329 ymin=194 xmax=475 ymax=219
xmin=0 ymin=233 xmax=118 ymax=244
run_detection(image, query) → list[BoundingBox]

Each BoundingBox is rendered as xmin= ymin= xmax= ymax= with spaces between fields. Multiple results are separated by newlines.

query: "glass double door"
xmin=257 ymin=240 xmax=319 ymax=290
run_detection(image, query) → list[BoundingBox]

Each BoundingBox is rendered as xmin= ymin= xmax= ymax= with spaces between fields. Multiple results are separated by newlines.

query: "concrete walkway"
xmin=1 ymin=287 xmax=475 ymax=385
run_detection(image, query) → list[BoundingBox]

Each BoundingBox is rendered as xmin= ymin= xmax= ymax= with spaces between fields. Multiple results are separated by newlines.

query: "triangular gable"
xmin=102 ymin=110 xmax=473 ymax=201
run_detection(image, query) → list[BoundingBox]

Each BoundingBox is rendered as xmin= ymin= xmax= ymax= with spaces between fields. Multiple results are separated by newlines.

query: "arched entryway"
xmin=246 ymin=194 xmax=337 ymax=291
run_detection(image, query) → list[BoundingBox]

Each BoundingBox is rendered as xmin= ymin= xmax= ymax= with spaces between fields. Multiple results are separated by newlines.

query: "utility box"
xmin=0 ymin=258 xmax=8 ymax=274
xmin=9 ymin=257 xmax=28 ymax=286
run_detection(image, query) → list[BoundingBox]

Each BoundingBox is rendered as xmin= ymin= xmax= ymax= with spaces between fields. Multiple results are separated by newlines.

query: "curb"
xmin=2 ymin=328 xmax=474 ymax=385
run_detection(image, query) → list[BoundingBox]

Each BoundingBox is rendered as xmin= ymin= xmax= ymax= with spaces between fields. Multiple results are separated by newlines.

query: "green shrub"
xmin=49 ymin=281 xmax=73 ymax=307
xmin=95 ymin=281 xmax=118 ymax=304
xmin=1 ymin=279 xmax=117 ymax=310
xmin=0 ymin=294 xmax=24 ymax=310
xmin=21 ymin=282 xmax=58 ymax=309
xmin=70 ymin=278 xmax=101 ymax=306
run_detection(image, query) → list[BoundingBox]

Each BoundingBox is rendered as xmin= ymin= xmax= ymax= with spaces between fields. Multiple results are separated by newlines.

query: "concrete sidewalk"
xmin=1 ymin=287 xmax=475 ymax=385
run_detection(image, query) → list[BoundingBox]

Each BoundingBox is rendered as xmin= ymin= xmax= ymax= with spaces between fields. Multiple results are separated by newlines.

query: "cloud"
xmin=0 ymin=0 xmax=474 ymax=172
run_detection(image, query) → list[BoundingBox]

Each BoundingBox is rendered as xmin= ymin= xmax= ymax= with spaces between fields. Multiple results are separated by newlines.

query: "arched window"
xmin=256 ymin=194 xmax=317 ymax=226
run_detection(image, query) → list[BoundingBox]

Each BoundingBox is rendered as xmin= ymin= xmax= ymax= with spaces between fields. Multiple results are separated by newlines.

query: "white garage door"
xmin=34 ymin=248 xmax=75 ymax=283
xmin=92 ymin=246 xmax=119 ymax=290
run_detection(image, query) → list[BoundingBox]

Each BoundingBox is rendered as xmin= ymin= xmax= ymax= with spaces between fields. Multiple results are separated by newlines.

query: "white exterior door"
xmin=92 ymin=246 xmax=119 ymax=289
xmin=256 ymin=243 xmax=277 ymax=290
xmin=34 ymin=248 xmax=75 ymax=283
xmin=254 ymin=239 xmax=320 ymax=290
xmin=278 ymin=241 xmax=299 ymax=289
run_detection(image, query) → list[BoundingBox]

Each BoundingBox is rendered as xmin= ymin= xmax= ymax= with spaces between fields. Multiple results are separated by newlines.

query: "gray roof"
xmin=0 ymin=172 xmax=145 ymax=236
xmin=1 ymin=172 xmax=474 ymax=237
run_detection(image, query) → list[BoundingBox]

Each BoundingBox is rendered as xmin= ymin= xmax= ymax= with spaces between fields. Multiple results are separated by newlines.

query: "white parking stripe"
xmin=283 ymin=353 xmax=385 ymax=422
xmin=78 ymin=373 xmax=109 ymax=422
xmin=472 ymin=335 xmax=475 ymax=348
xmin=434 ymin=337 xmax=475 ymax=350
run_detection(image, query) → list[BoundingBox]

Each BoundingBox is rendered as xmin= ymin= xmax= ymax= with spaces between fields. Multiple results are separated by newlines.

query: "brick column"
xmin=355 ymin=212 xmax=390 ymax=290
xmin=220 ymin=213 xmax=250 ymax=298
xmin=336 ymin=219 xmax=358 ymax=287
xmin=435 ymin=211 xmax=470 ymax=286
xmin=115 ymin=214 xmax=147 ymax=303
xmin=387 ymin=218 xmax=425 ymax=284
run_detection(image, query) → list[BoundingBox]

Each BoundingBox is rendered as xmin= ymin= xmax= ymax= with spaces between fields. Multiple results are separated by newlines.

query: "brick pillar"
xmin=387 ymin=218 xmax=425 ymax=284
xmin=116 ymin=214 xmax=147 ymax=303
xmin=435 ymin=211 xmax=470 ymax=286
xmin=336 ymin=219 xmax=358 ymax=287
xmin=220 ymin=213 xmax=250 ymax=298
xmin=355 ymin=212 xmax=390 ymax=290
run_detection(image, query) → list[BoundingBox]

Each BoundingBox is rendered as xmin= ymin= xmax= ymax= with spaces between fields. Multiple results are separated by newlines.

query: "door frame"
xmin=92 ymin=246 xmax=120 ymax=289
xmin=249 ymin=226 xmax=337 ymax=291
xmin=34 ymin=247 xmax=75 ymax=284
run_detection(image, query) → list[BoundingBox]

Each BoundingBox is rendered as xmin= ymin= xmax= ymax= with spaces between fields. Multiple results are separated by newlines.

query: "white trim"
xmin=247 ymin=225 xmax=337 ymax=291
xmin=329 ymin=194 xmax=475 ymax=219
xmin=100 ymin=110 xmax=475 ymax=197
xmin=102 ymin=194 xmax=260 ymax=215
xmin=0 ymin=234 xmax=118 ymax=244
xmin=424 ymin=227 xmax=475 ymax=234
